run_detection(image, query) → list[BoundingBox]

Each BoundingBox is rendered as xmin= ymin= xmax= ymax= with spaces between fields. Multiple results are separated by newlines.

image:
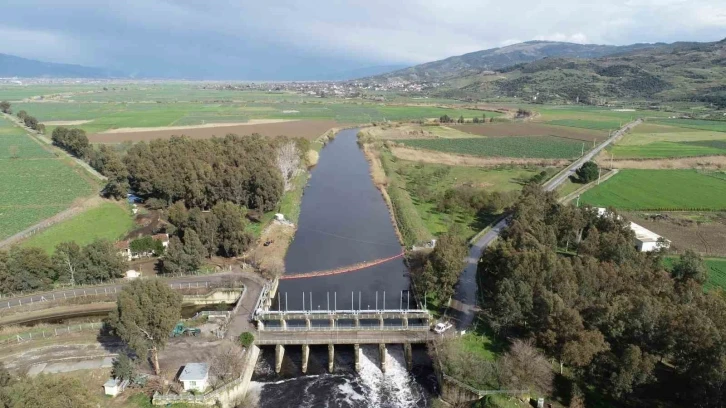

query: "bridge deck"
xmin=257 ymin=310 xmax=430 ymax=321
xmin=255 ymin=328 xmax=433 ymax=345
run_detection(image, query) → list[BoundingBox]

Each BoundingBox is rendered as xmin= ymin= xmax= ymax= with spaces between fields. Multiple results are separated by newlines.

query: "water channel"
xmin=251 ymin=129 xmax=436 ymax=407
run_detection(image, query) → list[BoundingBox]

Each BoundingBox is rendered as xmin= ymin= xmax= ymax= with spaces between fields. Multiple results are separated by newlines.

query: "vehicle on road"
xmin=433 ymin=322 xmax=453 ymax=334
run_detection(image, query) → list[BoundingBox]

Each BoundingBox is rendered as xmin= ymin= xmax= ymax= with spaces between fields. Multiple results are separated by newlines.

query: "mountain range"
xmin=0 ymin=53 xmax=125 ymax=78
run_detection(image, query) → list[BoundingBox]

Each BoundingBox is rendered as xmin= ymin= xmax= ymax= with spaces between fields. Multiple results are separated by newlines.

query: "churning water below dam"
xmin=250 ymin=129 xmax=435 ymax=407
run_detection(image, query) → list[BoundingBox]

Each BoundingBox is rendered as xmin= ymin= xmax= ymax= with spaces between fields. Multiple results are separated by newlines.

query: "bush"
xmin=238 ymin=332 xmax=254 ymax=347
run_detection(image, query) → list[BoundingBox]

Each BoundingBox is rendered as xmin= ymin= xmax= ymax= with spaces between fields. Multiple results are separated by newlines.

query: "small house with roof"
xmin=179 ymin=363 xmax=209 ymax=392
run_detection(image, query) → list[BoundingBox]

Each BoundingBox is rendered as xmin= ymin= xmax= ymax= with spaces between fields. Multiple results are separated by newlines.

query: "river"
xmin=251 ymin=129 xmax=436 ymax=407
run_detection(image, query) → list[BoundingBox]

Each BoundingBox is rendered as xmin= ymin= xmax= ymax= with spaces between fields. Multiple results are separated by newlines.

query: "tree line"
xmin=0 ymin=240 xmax=127 ymax=294
xmin=478 ymin=185 xmax=726 ymax=406
xmin=15 ymin=108 xmax=44 ymax=134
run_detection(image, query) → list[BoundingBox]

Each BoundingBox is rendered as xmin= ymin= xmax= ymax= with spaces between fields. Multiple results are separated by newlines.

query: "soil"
xmin=596 ymin=154 xmax=726 ymax=170
xmin=99 ymin=119 xmax=295 ymax=134
xmin=625 ymin=211 xmax=726 ymax=256
xmin=389 ymin=145 xmax=570 ymax=168
xmin=247 ymin=222 xmax=295 ymax=272
xmin=450 ymin=123 xmax=607 ymax=142
xmin=89 ymin=120 xmax=339 ymax=143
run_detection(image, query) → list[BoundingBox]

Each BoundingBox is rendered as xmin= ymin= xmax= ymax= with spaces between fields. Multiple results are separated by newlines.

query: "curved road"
xmin=452 ymin=119 xmax=643 ymax=328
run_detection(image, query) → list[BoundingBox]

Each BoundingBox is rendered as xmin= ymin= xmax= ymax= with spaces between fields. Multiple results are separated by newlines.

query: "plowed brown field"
xmin=88 ymin=120 xmax=339 ymax=143
xmin=450 ymin=123 xmax=607 ymax=142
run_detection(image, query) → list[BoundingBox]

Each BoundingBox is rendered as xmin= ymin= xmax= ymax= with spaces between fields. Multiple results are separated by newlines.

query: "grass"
xmin=546 ymin=119 xmax=622 ymax=131
xmin=399 ymin=136 xmax=584 ymax=159
xmin=663 ymin=256 xmax=726 ymax=291
xmin=20 ymin=202 xmax=134 ymax=253
xmin=652 ymin=119 xmax=726 ymax=133
xmin=0 ymin=118 xmax=54 ymax=159
xmin=580 ymin=169 xmax=726 ymax=210
xmin=611 ymin=125 xmax=726 ymax=158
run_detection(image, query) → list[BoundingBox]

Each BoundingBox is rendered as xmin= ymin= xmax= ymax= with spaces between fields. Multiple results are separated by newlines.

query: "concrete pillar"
xmin=379 ymin=315 xmax=384 ymax=329
xmin=354 ymin=316 xmax=360 ymax=328
xmin=328 ymin=344 xmax=334 ymax=373
xmin=305 ymin=317 xmax=312 ymax=329
xmin=329 ymin=317 xmax=336 ymax=329
xmin=354 ymin=344 xmax=361 ymax=372
xmin=281 ymin=318 xmax=287 ymax=331
xmin=379 ymin=344 xmax=387 ymax=373
xmin=301 ymin=344 xmax=309 ymax=374
xmin=404 ymin=343 xmax=413 ymax=371
xmin=257 ymin=321 xmax=265 ymax=331
xmin=275 ymin=344 xmax=285 ymax=374
xmin=402 ymin=316 xmax=408 ymax=328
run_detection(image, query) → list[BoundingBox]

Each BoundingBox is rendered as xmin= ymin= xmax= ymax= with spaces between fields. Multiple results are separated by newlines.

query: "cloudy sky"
xmin=0 ymin=0 xmax=724 ymax=79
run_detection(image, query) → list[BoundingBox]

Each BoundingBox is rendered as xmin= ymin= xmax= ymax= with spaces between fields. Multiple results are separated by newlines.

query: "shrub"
xmin=238 ymin=332 xmax=254 ymax=347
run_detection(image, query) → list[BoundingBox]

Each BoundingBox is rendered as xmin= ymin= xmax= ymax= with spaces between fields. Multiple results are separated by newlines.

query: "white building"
xmin=630 ymin=222 xmax=670 ymax=252
xmin=125 ymin=269 xmax=141 ymax=280
xmin=179 ymin=363 xmax=209 ymax=392
xmin=103 ymin=378 xmax=128 ymax=397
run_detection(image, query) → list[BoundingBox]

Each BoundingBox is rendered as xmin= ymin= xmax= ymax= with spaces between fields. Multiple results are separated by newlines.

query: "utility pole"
xmin=611 ymin=153 xmax=614 ymax=170
xmin=576 ymin=195 xmax=580 ymax=207
xmin=581 ymin=143 xmax=585 ymax=156
xmin=598 ymin=168 xmax=602 ymax=185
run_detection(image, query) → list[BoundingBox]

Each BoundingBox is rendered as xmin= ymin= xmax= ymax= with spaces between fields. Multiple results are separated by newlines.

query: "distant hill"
xmin=363 ymin=41 xmax=664 ymax=82
xmin=449 ymin=39 xmax=726 ymax=105
xmin=321 ymin=64 xmax=410 ymax=81
xmin=0 ymin=53 xmax=124 ymax=78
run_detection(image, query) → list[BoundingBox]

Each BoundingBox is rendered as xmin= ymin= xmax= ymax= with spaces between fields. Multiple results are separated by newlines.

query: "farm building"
xmin=103 ymin=378 xmax=128 ymax=397
xmin=115 ymin=233 xmax=169 ymax=261
xmin=630 ymin=222 xmax=670 ymax=252
xmin=179 ymin=363 xmax=209 ymax=392
xmin=595 ymin=208 xmax=670 ymax=252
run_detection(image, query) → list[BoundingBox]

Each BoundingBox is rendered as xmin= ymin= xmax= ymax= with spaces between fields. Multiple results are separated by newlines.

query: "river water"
xmin=251 ymin=129 xmax=436 ymax=407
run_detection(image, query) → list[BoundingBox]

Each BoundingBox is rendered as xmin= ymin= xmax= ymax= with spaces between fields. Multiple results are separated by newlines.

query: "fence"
xmin=0 ymin=322 xmax=103 ymax=346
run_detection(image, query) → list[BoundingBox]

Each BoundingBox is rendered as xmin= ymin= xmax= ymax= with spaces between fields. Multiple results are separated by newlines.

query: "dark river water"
xmin=252 ymin=129 xmax=436 ymax=407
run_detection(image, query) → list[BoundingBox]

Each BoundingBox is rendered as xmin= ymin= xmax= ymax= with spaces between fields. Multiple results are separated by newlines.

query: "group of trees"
xmin=410 ymin=227 xmax=467 ymax=303
xmin=575 ymin=161 xmax=599 ymax=183
xmin=438 ymin=113 xmax=488 ymax=124
xmin=0 ymin=240 xmax=127 ymax=294
xmin=0 ymin=363 xmax=99 ymax=408
xmin=163 ymin=201 xmax=252 ymax=273
xmin=16 ymin=110 xmax=43 ymax=134
xmin=0 ymin=101 xmax=10 ymax=114
xmin=436 ymin=185 xmax=517 ymax=217
xmin=478 ymin=185 xmax=726 ymax=406
xmin=51 ymin=127 xmax=91 ymax=158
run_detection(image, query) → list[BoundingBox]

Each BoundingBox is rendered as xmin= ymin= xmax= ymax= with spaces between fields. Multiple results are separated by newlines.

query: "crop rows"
xmin=399 ymin=136 xmax=584 ymax=159
xmin=546 ymin=119 xmax=622 ymax=131
xmin=653 ymin=119 xmax=726 ymax=133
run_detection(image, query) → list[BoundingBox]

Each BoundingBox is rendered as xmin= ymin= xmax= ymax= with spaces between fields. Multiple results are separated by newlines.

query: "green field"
xmin=20 ymin=202 xmax=133 ymax=253
xmin=0 ymin=117 xmax=98 ymax=240
xmin=611 ymin=123 xmax=726 ymax=158
xmin=664 ymin=257 xmax=726 ymax=291
xmin=399 ymin=136 xmax=584 ymax=159
xmin=653 ymin=119 xmax=726 ymax=133
xmin=546 ymin=119 xmax=622 ymax=131
xmin=581 ymin=169 xmax=726 ymax=210
xmin=383 ymin=153 xmax=543 ymax=238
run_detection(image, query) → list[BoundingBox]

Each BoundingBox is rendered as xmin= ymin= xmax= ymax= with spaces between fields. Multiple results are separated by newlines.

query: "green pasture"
xmin=20 ymin=202 xmax=134 ymax=253
xmin=663 ymin=256 xmax=726 ymax=291
xmin=0 ymin=118 xmax=53 ymax=159
xmin=399 ymin=136 xmax=584 ymax=159
xmin=652 ymin=119 xmax=726 ymax=133
xmin=580 ymin=169 xmax=726 ymax=210
xmin=611 ymin=124 xmax=726 ymax=158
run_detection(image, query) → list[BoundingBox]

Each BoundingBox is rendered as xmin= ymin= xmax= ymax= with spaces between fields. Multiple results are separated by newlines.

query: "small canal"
xmin=252 ymin=129 xmax=435 ymax=407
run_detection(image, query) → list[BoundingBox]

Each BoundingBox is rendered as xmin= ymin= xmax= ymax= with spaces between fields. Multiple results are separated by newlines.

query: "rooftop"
xmin=179 ymin=363 xmax=209 ymax=381
xmin=629 ymin=222 xmax=664 ymax=243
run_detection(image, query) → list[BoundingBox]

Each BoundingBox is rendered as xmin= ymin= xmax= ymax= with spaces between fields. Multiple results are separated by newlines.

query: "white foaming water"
xmin=336 ymin=382 xmax=367 ymax=406
xmin=357 ymin=345 xmax=424 ymax=408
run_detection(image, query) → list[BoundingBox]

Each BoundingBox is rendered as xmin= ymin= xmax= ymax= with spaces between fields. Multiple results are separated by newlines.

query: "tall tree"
xmin=212 ymin=202 xmax=251 ymax=257
xmin=51 ymin=242 xmax=84 ymax=286
xmin=428 ymin=227 xmax=467 ymax=302
xmin=276 ymin=140 xmax=302 ymax=191
xmin=78 ymin=239 xmax=127 ymax=283
xmin=671 ymin=249 xmax=707 ymax=284
xmin=0 ymin=101 xmax=10 ymax=114
xmin=108 ymin=279 xmax=182 ymax=374
xmin=575 ymin=161 xmax=599 ymax=183
xmin=162 ymin=230 xmax=206 ymax=274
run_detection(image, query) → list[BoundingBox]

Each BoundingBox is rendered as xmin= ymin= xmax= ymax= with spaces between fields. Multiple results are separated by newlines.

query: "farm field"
xmin=652 ymin=119 xmax=726 ymax=133
xmin=580 ymin=169 xmax=726 ymax=210
xmin=0 ymin=116 xmax=53 ymax=159
xmin=382 ymin=153 xmax=545 ymax=238
xmin=663 ymin=256 xmax=726 ymax=291
xmin=398 ymin=136 xmax=585 ymax=159
xmin=449 ymin=122 xmax=608 ymax=142
xmin=626 ymin=211 xmax=726 ymax=257
xmin=546 ymin=119 xmax=623 ymax=131
xmin=0 ymin=117 xmax=98 ymax=240
xmin=610 ymin=121 xmax=726 ymax=158
xmin=88 ymin=119 xmax=339 ymax=142
xmin=20 ymin=202 xmax=133 ymax=253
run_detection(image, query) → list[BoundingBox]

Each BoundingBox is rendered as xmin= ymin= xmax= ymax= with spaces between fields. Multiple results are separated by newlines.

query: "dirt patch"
xmin=89 ymin=120 xmax=339 ymax=143
xmin=41 ymin=120 xmax=93 ymax=126
xmin=99 ymin=119 xmax=296 ymax=134
xmin=625 ymin=212 xmax=726 ymax=256
xmin=450 ymin=123 xmax=606 ymax=142
xmin=389 ymin=146 xmax=569 ymax=168
xmin=597 ymin=154 xmax=726 ymax=169
xmin=247 ymin=222 xmax=296 ymax=272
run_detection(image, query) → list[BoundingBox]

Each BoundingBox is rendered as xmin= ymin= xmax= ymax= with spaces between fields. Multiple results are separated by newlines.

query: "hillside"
xmin=0 ymin=53 xmax=124 ymax=78
xmin=452 ymin=38 xmax=726 ymax=105
xmin=364 ymin=41 xmax=662 ymax=82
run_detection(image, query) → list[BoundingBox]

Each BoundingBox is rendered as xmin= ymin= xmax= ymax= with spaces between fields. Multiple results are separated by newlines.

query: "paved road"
xmin=451 ymin=119 xmax=643 ymax=328
xmin=0 ymin=272 xmax=239 ymax=310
